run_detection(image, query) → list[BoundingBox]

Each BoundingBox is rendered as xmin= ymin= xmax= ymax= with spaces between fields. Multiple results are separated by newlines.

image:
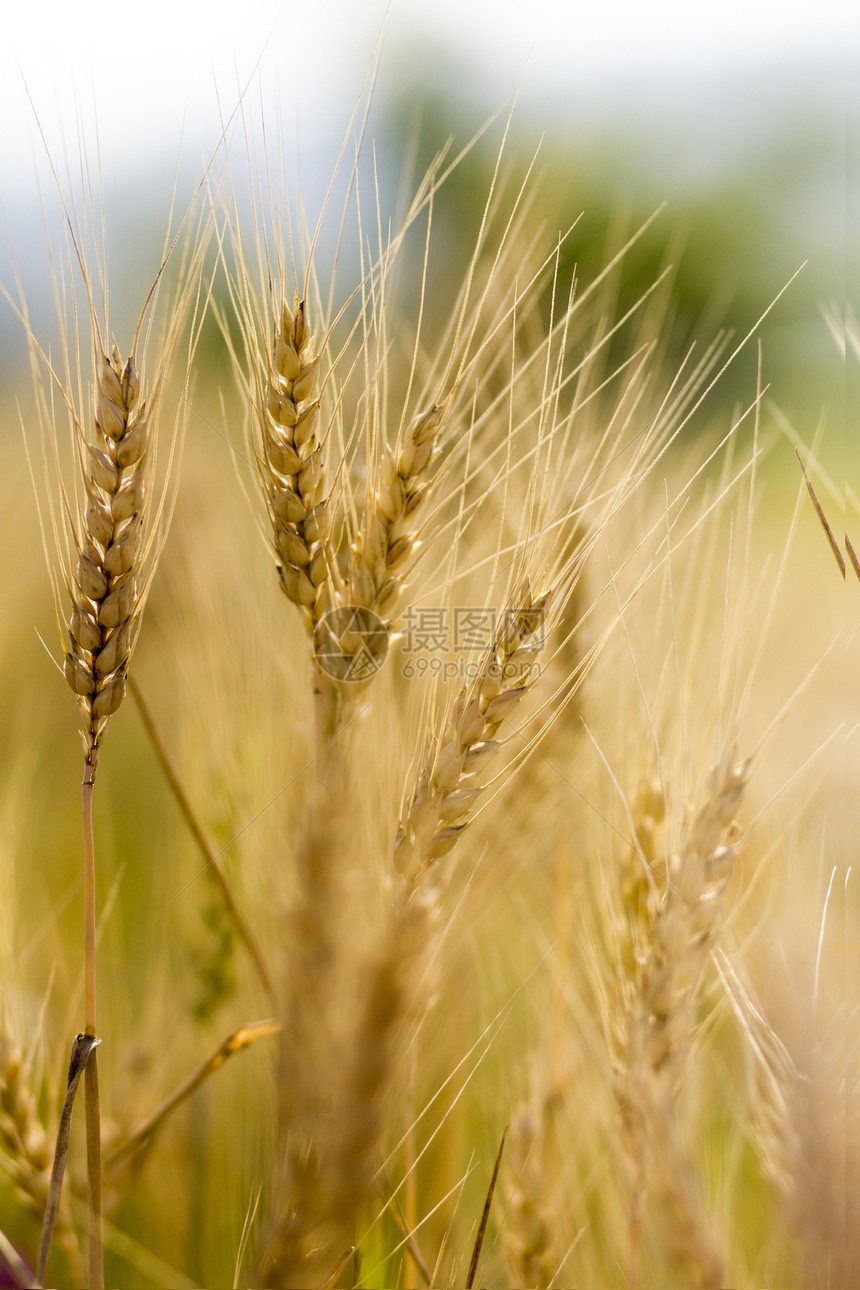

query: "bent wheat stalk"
xmin=105 ymin=1018 xmax=281 ymax=1176
xmin=127 ymin=675 xmax=276 ymax=1006
xmin=0 ymin=1030 xmax=81 ymax=1284
xmin=37 ymin=1033 xmax=99 ymax=1287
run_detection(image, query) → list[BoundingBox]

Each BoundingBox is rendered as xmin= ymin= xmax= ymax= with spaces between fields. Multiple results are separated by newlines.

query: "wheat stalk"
xmin=58 ymin=337 xmax=158 ymax=1290
xmin=14 ymin=186 xmax=210 ymax=1284
xmin=258 ymin=798 xmax=343 ymax=1288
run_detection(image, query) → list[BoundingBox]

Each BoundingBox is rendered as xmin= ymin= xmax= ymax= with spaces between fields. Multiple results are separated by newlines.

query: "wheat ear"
xmin=347 ymin=403 xmax=443 ymax=618
xmin=504 ymin=1102 xmax=555 ymax=1290
xmin=394 ymin=577 xmax=551 ymax=888
xmin=613 ymin=754 xmax=747 ymax=1286
xmin=310 ymin=402 xmax=447 ymax=743
xmin=63 ymin=348 xmax=149 ymax=768
xmin=258 ymin=295 xmax=329 ymax=624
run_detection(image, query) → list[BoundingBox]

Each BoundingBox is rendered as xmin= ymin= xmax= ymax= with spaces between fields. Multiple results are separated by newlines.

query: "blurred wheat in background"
xmin=0 ymin=8 xmax=855 ymax=1287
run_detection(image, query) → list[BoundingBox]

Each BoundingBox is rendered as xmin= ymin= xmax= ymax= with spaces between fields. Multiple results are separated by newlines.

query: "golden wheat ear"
xmin=63 ymin=347 xmax=149 ymax=765
xmin=608 ymin=752 xmax=747 ymax=1286
xmin=258 ymin=294 xmax=330 ymax=622
xmin=12 ymin=214 xmax=212 ymax=771
xmin=394 ymin=576 xmax=553 ymax=889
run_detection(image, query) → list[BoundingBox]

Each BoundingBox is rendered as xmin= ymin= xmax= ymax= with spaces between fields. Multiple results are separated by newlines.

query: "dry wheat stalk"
xmin=259 ymin=801 xmax=343 ymax=1288
xmin=260 ymin=816 xmax=432 ymax=1287
xmin=314 ymin=895 xmax=431 ymax=1270
xmin=612 ymin=753 xmax=747 ymax=1287
xmin=394 ymin=577 xmax=551 ymax=888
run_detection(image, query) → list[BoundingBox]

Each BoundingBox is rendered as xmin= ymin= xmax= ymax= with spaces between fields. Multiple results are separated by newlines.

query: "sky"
xmin=1 ymin=0 xmax=852 ymax=180
xmin=0 ymin=0 xmax=852 ymax=412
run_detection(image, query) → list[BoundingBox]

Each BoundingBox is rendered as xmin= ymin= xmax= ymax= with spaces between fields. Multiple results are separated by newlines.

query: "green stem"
xmin=82 ymin=764 xmax=104 ymax=1289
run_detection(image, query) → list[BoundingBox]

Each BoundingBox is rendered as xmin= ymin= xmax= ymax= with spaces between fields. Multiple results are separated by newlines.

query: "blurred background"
xmin=0 ymin=0 xmax=854 ymax=446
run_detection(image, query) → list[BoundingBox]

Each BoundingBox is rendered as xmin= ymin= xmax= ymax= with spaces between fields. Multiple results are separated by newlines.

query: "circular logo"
xmin=313 ymin=605 xmax=390 ymax=682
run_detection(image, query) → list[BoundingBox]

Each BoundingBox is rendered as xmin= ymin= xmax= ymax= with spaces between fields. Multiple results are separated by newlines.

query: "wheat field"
xmin=0 ymin=77 xmax=856 ymax=1290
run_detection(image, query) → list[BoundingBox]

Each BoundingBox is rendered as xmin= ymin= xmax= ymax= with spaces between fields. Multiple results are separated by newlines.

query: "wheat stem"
xmin=82 ymin=770 xmax=97 ymax=1039
xmin=81 ymin=769 xmax=103 ymax=1288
